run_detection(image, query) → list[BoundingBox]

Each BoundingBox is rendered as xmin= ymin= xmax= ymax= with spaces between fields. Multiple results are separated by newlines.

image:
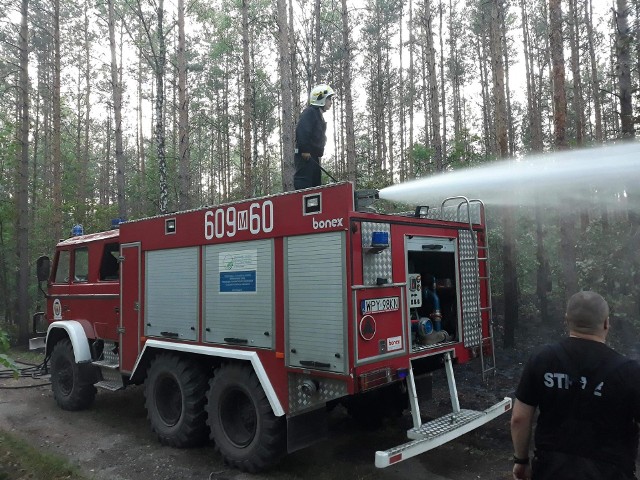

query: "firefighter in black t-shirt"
xmin=511 ymin=291 xmax=640 ymax=480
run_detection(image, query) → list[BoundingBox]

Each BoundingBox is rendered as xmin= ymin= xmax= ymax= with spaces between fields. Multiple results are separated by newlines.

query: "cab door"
xmin=49 ymin=249 xmax=71 ymax=323
xmin=120 ymin=243 xmax=141 ymax=373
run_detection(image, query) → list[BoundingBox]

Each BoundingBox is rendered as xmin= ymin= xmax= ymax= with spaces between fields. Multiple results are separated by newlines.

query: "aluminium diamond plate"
xmin=288 ymin=373 xmax=348 ymax=414
xmin=361 ymin=222 xmax=393 ymax=286
xmin=459 ymin=231 xmax=481 ymax=348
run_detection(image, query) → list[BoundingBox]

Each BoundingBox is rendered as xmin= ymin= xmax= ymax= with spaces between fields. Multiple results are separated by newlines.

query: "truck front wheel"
xmin=50 ymin=339 xmax=97 ymax=411
xmin=144 ymin=354 xmax=209 ymax=447
xmin=206 ymin=363 xmax=285 ymax=472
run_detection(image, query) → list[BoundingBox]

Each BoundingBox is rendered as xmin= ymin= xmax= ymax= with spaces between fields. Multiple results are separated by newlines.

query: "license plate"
xmin=361 ymin=296 xmax=400 ymax=314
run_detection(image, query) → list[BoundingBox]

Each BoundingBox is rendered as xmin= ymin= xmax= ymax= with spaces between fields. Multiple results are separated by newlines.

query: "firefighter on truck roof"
xmin=294 ymin=84 xmax=335 ymax=190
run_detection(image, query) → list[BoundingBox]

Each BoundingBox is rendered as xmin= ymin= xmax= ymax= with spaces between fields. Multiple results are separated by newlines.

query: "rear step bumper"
xmin=374 ymin=397 xmax=512 ymax=468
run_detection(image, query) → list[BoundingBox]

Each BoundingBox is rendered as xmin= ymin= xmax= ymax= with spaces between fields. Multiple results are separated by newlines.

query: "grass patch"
xmin=8 ymin=346 xmax=45 ymax=366
xmin=0 ymin=430 xmax=89 ymax=480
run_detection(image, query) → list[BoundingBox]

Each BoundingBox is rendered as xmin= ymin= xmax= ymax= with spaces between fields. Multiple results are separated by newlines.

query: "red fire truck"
xmin=32 ymin=182 xmax=511 ymax=472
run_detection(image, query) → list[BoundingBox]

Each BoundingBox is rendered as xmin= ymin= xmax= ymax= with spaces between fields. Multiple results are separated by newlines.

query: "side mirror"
xmin=32 ymin=311 xmax=47 ymax=335
xmin=36 ymin=256 xmax=51 ymax=282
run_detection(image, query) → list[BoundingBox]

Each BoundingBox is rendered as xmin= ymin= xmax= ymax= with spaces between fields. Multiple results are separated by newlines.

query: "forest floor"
xmin=1 ymin=314 xmax=639 ymax=480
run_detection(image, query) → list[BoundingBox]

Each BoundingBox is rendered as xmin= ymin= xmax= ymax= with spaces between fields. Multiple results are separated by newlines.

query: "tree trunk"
xmin=439 ymin=0 xmax=446 ymax=164
xmin=80 ymin=0 xmax=91 ymax=224
xmin=500 ymin=2 xmax=515 ymax=155
xmin=289 ymin=0 xmax=300 ymax=125
xmin=475 ymin=19 xmax=493 ymax=158
xmin=155 ymin=0 xmax=168 ymax=213
xmin=586 ymin=0 xmax=603 ymax=142
xmin=521 ymin=0 xmax=550 ymax=320
xmin=30 ymin=71 xmax=41 ymax=230
xmin=615 ymin=0 xmax=635 ymax=138
xmin=568 ymin=0 xmax=585 ymax=145
xmin=385 ymin=45 xmax=393 ymax=175
xmin=108 ymin=0 xmax=126 ymax=219
xmin=177 ymin=0 xmax=190 ymax=210
xmin=520 ymin=0 xmax=541 ymax=150
xmin=241 ymin=0 xmax=252 ymax=197
xmin=421 ymin=34 xmax=430 ymax=150
xmin=636 ymin=0 xmax=640 ymax=93
xmin=409 ymin=0 xmax=415 ymax=177
xmin=399 ymin=1 xmax=405 ymax=180
xmin=490 ymin=0 xmax=518 ymax=348
xmin=550 ymin=0 xmax=568 ymax=149
xmin=423 ymin=0 xmax=442 ymax=171
xmin=551 ymin=0 xmax=578 ymax=297
xmin=16 ymin=0 xmax=30 ymax=344
xmin=449 ymin=0 xmax=461 ymax=141
xmin=277 ymin=0 xmax=295 ymax=191
xmin=136 ymin=26 xmax=146 ymax=215
xmin=0 ymin=220 xmax=11 ymax=323
xmin=536 ymin=207 xmax=551 ymax=322
xmin=314 ymin=0 xmax=321 ymax=81
xmin=52 ymin=0 xmax=62 ymax=238
xmin=341 ymin=0 xmax=356 ymax=184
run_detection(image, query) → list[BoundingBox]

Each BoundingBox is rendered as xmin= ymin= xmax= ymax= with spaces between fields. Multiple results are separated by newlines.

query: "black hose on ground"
xmin=0 ymin=359 xmax=50 ymax=388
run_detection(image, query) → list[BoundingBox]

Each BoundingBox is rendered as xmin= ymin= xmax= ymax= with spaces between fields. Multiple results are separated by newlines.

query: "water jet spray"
xmin=378 ymin=142 xmax=640 ymax=210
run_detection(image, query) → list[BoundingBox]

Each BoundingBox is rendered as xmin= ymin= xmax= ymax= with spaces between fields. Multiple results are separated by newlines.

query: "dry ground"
xmin=1 ymin=315 xmax=638 ymax=480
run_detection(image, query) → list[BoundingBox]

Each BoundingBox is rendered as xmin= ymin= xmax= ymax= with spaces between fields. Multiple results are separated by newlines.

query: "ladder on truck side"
xmin=453 ymin=197 xmax=496 ymax=381
xmin=375 ymin=197 xmax=511 ymax=468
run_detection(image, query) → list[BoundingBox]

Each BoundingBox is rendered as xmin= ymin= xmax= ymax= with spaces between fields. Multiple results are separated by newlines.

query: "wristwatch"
xmin=513 ymin=455 xmax=529 ymax=465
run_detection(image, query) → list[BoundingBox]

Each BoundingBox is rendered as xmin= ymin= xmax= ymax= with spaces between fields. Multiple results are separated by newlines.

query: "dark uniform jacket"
xmin=296 ymin=105 xmax=327 ymax=157
xmin=294 ymin=105 xmax=326 ymax=189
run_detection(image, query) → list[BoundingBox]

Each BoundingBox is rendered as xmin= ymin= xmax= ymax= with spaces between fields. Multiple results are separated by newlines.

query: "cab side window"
xmin=74 ymin=248 xmax=89 ymax=282
xmin=54 ymin=251 xmax=70 ymax=284
xmin=99 ymin=243 xmax=120 ymax=281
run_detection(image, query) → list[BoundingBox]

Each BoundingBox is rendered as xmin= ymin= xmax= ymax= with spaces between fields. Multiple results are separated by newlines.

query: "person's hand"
xmin=512 ymin=463 xmax=530 ymax=479
xmin=302 ymin=152 xmax=311 ymax=159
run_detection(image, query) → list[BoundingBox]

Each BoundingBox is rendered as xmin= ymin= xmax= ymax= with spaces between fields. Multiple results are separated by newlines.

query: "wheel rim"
xmin=55 ymin=357 xmax=74 ymax=396
xmin=219 ymin=387 xmax=256 ymax=448
xmin=155 ymin=374 xmax=182 ymax=427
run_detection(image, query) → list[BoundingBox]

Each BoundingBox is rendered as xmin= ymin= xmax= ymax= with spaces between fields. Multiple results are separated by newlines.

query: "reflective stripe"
xmin=132 ymin=339 xmax=285 ymax=417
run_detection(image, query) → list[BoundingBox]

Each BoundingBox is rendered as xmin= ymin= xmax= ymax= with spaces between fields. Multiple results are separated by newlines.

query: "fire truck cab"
xmin=33 ymin=182 xmax=511 ymax=471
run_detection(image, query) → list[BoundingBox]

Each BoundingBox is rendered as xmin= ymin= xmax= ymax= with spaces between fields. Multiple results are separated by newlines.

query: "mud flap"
xmin=287 ymin=406 xmax=328 ymax=453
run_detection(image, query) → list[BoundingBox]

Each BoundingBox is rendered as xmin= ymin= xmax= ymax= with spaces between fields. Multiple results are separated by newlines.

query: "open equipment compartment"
xmin=406 ymin=235 xmax=460 ymax=349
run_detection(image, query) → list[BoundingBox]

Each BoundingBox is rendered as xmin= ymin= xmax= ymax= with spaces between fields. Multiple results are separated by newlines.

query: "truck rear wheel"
xmin=50 ymin=339 xmax=97 ymax=411
xmin=144 ymin=354 xmax=209 ymax=447
xmin=206 ymin=363 xmax=285 ymax=472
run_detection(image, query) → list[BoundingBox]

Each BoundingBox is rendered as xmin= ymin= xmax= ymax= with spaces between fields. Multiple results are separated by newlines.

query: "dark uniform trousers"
xmin=293 ymin=153 xmax=321 ymax=189
xmin=532 ymin=450 xmax=637 ymax=480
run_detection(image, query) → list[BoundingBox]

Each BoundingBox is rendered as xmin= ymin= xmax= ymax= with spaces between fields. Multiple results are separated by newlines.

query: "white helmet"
xmin=309 ymin=84 xmax=335 ymax=106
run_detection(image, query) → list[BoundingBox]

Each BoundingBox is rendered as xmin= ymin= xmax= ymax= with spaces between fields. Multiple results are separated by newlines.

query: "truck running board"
xmin=374 ymin=398 xmax=512 ymax=467
xmin=375 ymin=351 xmax=512 ymax=468
xmin=92 ymin=342 xmax=124 ymax=391
xmin=94 ymin=363 xmax=125 ymax=392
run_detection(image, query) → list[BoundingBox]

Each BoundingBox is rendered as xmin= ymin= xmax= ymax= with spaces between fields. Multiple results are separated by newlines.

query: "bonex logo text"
xmin=313 ymin=217 xmax=344 ymax=230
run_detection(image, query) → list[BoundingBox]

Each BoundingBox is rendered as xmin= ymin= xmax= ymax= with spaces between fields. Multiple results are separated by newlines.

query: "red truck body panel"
xmin=46 ymin=182 xmax=492 ymax=417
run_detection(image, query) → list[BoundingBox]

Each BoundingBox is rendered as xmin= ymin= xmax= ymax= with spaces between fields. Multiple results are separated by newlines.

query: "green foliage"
xmin=446 ymin=133 xmax=485 ymax=170
xmin=0 ymin=329 xmax=18 ymax=379
xmin=576 ymin=217 xmax=640 ymax=326
xmin=411 ymin=143 xmax=435 ymax=178
xmin=487 ymin=200 xmax=640 ymax=340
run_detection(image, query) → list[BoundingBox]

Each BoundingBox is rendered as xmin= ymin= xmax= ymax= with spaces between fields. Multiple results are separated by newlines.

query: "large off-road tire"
xmin=206 ymin=363 xmax=286 ymax=472
xmin=144 ymin=354 xmax=210 ymax=448
xmin=50 ymin=339 xmax=97 ymax=411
